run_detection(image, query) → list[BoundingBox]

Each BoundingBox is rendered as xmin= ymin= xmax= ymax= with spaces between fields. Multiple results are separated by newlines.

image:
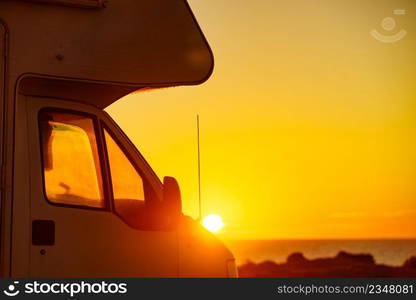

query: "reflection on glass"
xmin=39 ymin=111 xmax=105 ymax=208
xmin=104 ymin=129 xmax=145 ymax=222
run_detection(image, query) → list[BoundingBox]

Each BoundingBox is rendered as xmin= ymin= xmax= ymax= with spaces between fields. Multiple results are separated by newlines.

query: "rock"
xmin=403 ymin=257 xmax=416 ymax=268
xmin=237 ymin=251 xmax=416 ymax=278
xmin=336 ymin=251 xmax=375 ymax=265
xmin=287 ymin=252 xmax=307 ymax=265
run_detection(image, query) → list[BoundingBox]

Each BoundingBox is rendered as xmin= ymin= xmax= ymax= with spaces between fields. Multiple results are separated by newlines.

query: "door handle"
xmin=32 ymin=220 xmax=55 ymax=246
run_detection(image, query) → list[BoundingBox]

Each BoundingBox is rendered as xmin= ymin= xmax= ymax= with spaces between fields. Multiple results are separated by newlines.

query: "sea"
xmin=223 ymin=239 xmax=416 ymax=266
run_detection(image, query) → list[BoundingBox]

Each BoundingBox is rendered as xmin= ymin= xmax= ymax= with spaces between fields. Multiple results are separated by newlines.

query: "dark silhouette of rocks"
xmin=238 ymin=252 xmax=416 ymax=277
xmin=403 ymin=257 xmax=416 ymax=269
xmin=286 ymin=252 xmax=307 ymax=265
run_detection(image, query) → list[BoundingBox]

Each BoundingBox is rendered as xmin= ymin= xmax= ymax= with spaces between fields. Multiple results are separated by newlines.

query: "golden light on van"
xmin=202 ymin=214 xmax=224 ymax=233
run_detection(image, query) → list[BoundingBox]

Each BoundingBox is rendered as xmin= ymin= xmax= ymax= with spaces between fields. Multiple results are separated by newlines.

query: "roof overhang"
xmin=1 ymin=0 xmax=214 ymax=108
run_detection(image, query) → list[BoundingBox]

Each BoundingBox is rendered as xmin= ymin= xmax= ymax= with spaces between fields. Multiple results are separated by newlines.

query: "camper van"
xmin=0 ymin=0 xmax=236 ymax=277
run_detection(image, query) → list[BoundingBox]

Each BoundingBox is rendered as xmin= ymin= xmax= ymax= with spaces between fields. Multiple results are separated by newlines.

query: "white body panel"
xmin=0 ymin=0 xmax=236 ymax=278
xmin=23 ymin=97 xmax=177 ymax=277
xmin=0 ymin=21 xmax=9 ymax=277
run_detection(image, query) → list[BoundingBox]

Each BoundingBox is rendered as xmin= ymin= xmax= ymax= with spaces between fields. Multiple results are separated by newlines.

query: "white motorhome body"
xmin=0 ymin=0 xmax=236 ymax=277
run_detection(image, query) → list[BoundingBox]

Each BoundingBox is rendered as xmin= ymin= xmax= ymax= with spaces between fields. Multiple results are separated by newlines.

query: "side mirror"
xmin=163 ymin=176 xmax=182 ymax=226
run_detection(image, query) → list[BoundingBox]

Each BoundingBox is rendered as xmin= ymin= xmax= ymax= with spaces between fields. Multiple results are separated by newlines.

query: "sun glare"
xmin=202 ymin=214 xmax=224 ymax=233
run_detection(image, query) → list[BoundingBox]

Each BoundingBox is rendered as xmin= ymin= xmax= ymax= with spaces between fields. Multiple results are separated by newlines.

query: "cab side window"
xmin=39 ymin=110 xmax=106 ymax=208
xmin=103 ymin=129 xmax=146 ymax=226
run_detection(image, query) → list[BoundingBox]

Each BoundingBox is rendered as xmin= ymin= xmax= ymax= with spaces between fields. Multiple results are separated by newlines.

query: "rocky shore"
xmin=238 ymin=251 xmax=416 ymax=277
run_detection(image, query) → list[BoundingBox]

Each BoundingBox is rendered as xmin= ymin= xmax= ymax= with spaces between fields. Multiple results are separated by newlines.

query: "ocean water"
xmin=224 ymin=239 xmax=416 ymax=266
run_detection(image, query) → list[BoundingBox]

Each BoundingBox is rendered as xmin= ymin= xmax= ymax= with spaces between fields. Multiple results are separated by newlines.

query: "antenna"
xmin=197 ymin=115 xmax=202 ymax=221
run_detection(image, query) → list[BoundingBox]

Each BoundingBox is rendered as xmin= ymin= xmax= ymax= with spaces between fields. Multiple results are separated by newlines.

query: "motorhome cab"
xmin=0 ymin=0 xmax=236 ymax=277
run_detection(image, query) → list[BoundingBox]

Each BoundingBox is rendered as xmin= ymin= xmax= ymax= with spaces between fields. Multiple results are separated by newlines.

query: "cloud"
xmin=329 ymin=211 xmax=367 ymax=219
xmin=329 ymin=209 xmax=416 ymax=220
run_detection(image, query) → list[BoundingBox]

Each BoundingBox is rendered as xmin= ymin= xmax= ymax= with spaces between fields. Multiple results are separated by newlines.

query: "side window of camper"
xmin=103 ymin=128 xmax=146 ymax=227
xmin=39 ymin=110 xmax=106 ymax=209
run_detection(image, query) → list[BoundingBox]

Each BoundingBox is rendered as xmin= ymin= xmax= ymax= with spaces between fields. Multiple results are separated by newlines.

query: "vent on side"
xmin=32 ymin=220 xmax=55 ymax=246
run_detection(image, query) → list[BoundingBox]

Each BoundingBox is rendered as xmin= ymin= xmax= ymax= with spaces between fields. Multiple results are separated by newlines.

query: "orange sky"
xmin=106 ymin=0 xmax=416 ymax=239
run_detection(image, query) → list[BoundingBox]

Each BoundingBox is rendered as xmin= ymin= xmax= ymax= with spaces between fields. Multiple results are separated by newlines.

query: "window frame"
xmin=100 ymin=122 xmax=158 ymax=228
xmin=38 ymin=107 xmax=111 ymax=211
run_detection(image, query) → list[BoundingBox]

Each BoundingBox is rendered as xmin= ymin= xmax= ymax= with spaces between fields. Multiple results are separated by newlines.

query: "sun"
xmin=202 ymin=214 xmax=224 ymax=233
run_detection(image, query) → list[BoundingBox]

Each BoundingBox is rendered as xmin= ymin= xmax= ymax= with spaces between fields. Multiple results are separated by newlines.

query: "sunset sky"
xmin=106 ymin=0 xmax=416 ymax=239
